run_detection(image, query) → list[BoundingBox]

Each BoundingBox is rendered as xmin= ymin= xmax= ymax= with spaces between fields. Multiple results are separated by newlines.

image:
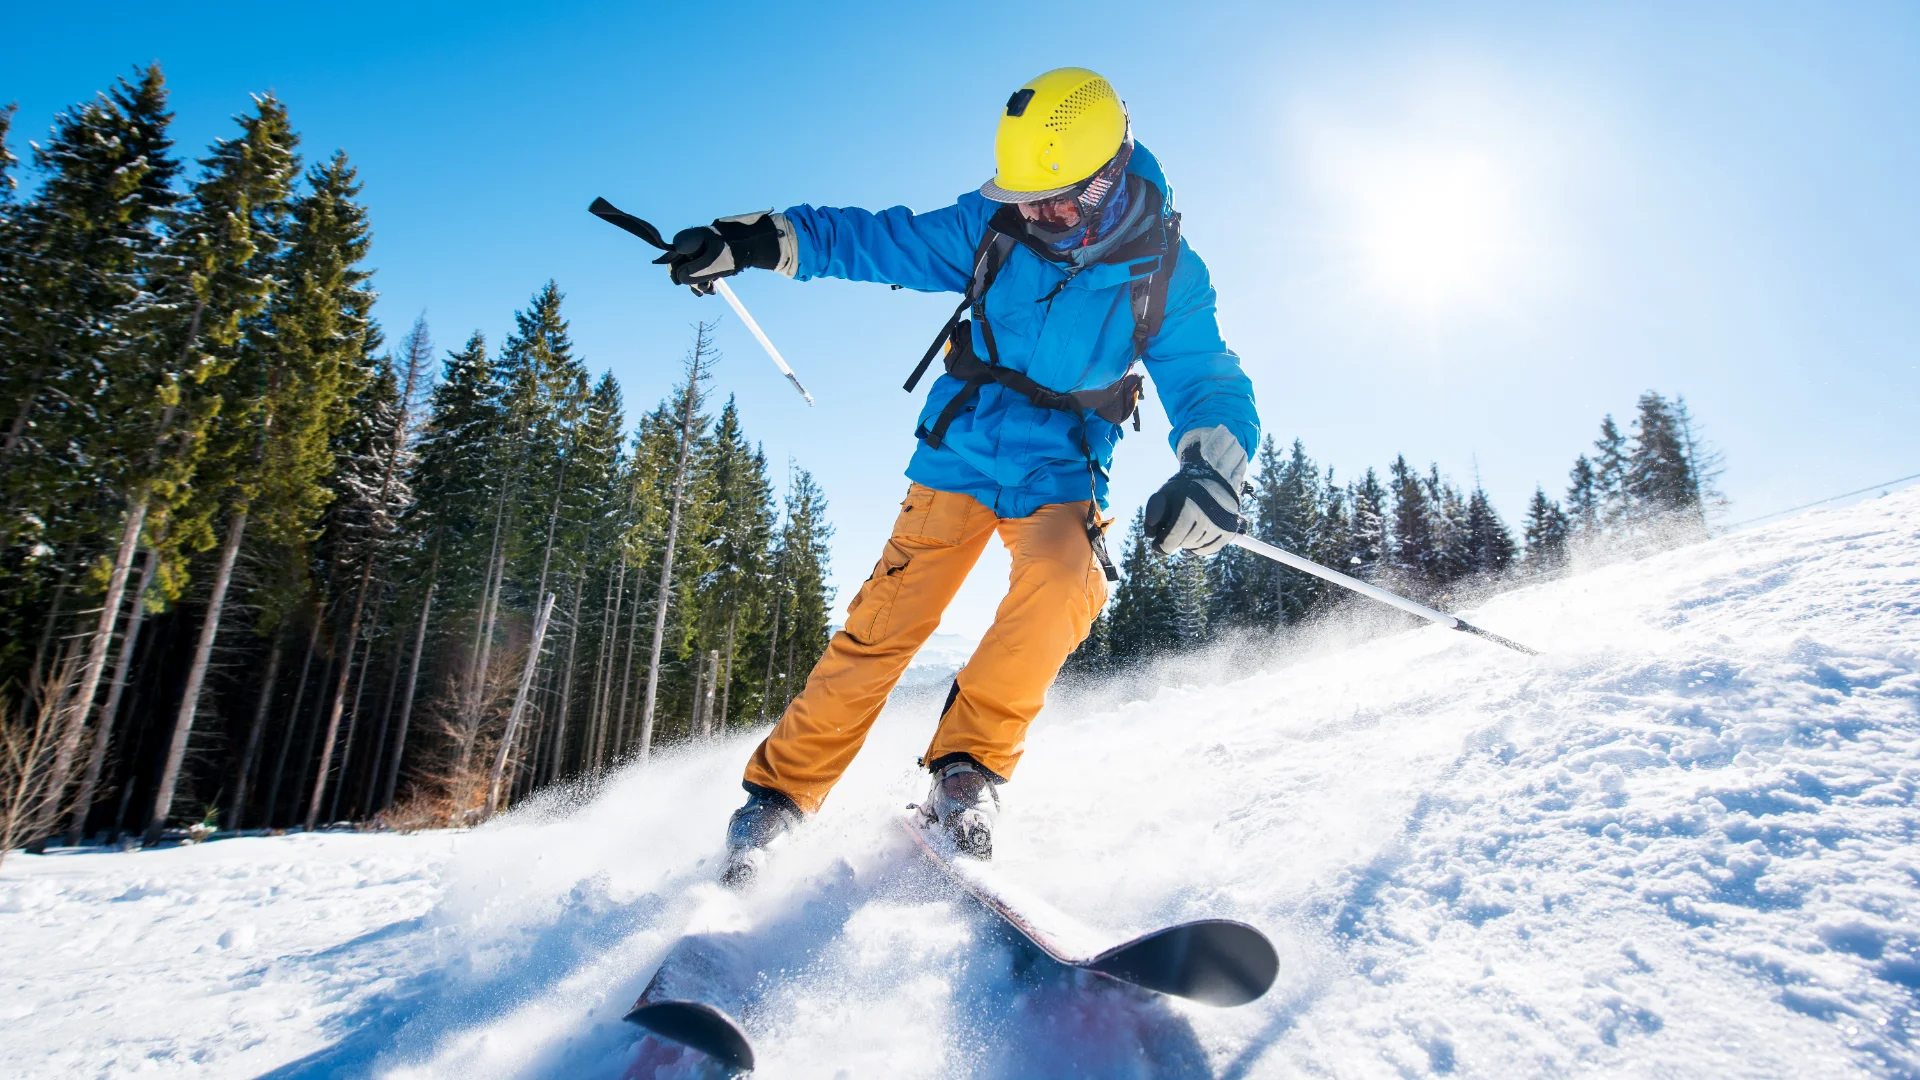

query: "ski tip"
xmin=1089 ymin=919 xmax=1280 ymax=1007
xmin=626 ymin=999 xmax=755 ymax=1073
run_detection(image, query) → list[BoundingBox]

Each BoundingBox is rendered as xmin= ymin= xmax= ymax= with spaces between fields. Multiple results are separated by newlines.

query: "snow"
xmin=6 ymin=487 xmax=1920 ymax=1078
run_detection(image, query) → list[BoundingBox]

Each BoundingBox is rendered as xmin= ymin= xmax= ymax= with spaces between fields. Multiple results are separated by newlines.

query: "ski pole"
xmin=711 ymin=278 xmax=813 ymax=406
xmin=587 ymin=197 xmax=814 ymax=406
xmin=1227 ymin=531 xmax=1539 ymax=655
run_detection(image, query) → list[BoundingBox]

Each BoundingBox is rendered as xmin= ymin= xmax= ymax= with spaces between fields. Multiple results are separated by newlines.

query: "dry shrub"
xmin=0 ymin=650 xmax=83 ymax=865
xmin=370 ymin=660 xmax=518 ymax=832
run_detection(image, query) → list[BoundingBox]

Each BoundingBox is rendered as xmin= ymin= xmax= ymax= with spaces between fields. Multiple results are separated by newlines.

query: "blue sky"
xmin=8 ymin=2 xmax=1917 ymax=637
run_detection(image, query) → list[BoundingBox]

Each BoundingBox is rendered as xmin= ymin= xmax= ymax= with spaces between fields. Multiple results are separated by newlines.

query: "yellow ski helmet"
xmin=980 ymin=67 xmax=1130 ymax=203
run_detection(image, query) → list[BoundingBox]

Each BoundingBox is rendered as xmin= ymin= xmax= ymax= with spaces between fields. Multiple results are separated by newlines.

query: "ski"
xmin=901 ymin=812 xmax=1279 ymax=1006
xmin=623 ymin=889 xmax=757 ymax=1073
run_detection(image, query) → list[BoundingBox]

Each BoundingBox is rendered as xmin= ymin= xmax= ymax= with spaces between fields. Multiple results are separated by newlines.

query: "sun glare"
xmin=1352 ymin=150 xmax=1516 ymax=315
xmin=1294 ymin=80 xmax=1561 ymax=330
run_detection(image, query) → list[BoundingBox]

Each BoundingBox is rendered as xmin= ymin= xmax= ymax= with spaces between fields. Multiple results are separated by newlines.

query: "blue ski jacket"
xmin=782 ymin=144 xmax=1259 ymax=519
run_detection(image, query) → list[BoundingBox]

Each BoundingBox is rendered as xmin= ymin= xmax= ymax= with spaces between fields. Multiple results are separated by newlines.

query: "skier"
xmin=655 ymin=67 xmax=1260 ymax=884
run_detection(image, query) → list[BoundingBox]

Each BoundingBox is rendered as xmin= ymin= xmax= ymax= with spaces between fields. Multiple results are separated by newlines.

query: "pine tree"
xmin=1387 ymin=455 xmax=1434 ymax=592
xmin=2 ymin=66 xmax=179 ymax=499
xmin=637 ymin=325 xmax=715 ymax=764
xmin=3 ymin=69 xmax=184 ymax=842
xmin=1108 ymin=509 xmax=1175 ymax=663
xmin=773 ymin=468 xmax=835 ymax=706
xmin=1203 ymin=544 xmax=1260 ymax=634
xmin=1271 ymin=441 xmax=1322 ymax=621
xmin=1464 ymin=486 xmax=1517 ymax=577
xmin=699 ymin=398 xmax=777 ymax=732
xmin=1672 ymin=395 xmax=1725 ymax=523
xmin=1312 ymin=471 xmax=1353 ymax=588
xmin=1171 ymin=553 xmax=1210 ymax=647
xmin=1062 ymin=608 xmax=1111 ymax=677
xmin=139 ymin=93 xmax=303 ymax=845
xmin=1626 ymin=391 xmax=1705 ymax=538
xmin=1347 ymin=468 xmax=1389 ymax=581
xmin=1521 ymin=487 xmax=1570 ymax=575
xmin=1564 ymin=455 xmax=1600 ymax=538
xmin=0 ymin=102 xmax=16 ymax=200
xmin=1592 ymin=416 xmax=1630 ymax=530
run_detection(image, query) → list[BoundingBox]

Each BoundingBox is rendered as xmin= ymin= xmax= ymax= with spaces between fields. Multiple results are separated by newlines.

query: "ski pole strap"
xmin=588 ymin=197 xmax=673 ymax=251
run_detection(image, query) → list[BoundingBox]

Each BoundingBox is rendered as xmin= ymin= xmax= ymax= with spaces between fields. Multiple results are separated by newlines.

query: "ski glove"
xmin=658 ymin=211 xmax=798 ymax=294
xmin=1145 ymin=425 xmax=1249 ymax=556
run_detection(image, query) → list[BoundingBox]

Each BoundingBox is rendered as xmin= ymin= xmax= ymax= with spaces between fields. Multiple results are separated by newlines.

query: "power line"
xmin=1719 ymin=471 xmax=1920 ymax=532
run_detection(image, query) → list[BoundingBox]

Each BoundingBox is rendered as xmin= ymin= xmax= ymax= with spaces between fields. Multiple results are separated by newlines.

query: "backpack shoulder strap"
xmin=1129 ymin=210 xmax=1182 ymax=358
xmin=905 ymin=228 xmax=1015 ymax=393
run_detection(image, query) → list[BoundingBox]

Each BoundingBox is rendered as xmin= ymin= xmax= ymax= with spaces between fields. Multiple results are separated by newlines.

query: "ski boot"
xmin=721 ymin=786 xmax=802 ymax=889
xmin=919 ymin=758 xmax=1001 ymax=859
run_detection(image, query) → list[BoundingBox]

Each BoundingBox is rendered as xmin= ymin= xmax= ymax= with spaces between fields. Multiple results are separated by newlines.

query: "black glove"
xmin=657 ymin=211 xmax=790 ymax=295
xmin=1144 ymin=425 xmax=1248 ymax=556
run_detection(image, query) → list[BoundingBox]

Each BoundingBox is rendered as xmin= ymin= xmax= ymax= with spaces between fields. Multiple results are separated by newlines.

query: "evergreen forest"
xmin=1068 ymin=392 xmax=1720 ymax=674
xmin=0 ymin=68 xmax=835 ymax=854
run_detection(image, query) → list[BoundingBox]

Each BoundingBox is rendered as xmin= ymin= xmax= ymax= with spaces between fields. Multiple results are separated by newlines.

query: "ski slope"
xmin=5 ymin=486 xmax=1919 ymax=1078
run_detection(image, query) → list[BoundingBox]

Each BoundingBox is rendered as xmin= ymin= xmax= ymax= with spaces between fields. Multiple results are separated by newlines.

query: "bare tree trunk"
xmin=67 ymin=548 xmax=157 ymax=845
xmin=327 ymin=625 xmax=378 ymax=824
xmin=360 ymin=634 xmax=406 ymax=817
xmin=290 ymin=655 xmax=335 ymax=828
xmin=688 ymin=652 xmax=707 ymax=740
xmin=718 ymin=609 xmax=737 ymax=733
xmin=590 ymin=563 xmax=617 ymax=765
xmin=144 ymin=508 xmax=247 ymax=847
xmin=265 ymin=616 xmax=322 ymax=827
xmin=699 ymin=650 xmax=720 ymax=739
xmin=760 ymin=588 xmax=782 ymax=723
xmin=547 ymin=583 xmax=583 ymax=785
xmin=40 ymin=492 xmax=149 ymax=842
xmin=486 ymin=591 xmax=555 ymax=816
xmin=331 ymin=601 xmax=387 ymax=822
xmin=28 ymin=572 xmax=73 ymax=707
xmin=466 ymin=498 xmax=510 ymax=731
xmin=307 ymin=569 xmax=378 ymax=832
xmin=466 ymin=529 xmax=500 ymax=709
xmin=784 ymin=619 xmax=797 ymax=711
xmin=612 ymin=563 xmax=643 ymax=762
xmin=638 ymin=330 xmax=710 ymax=764
xmin=587 ymin=554 xmax=622 ymax=772
xmin=226 ymin=631 xmax=285 ymax=830
xmin=380 ymin=582 xmax=434 ymax=812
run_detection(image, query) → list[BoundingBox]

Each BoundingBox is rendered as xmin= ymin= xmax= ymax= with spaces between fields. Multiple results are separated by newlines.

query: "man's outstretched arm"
xmin=780 ymin=196 xmax=993 ymax=294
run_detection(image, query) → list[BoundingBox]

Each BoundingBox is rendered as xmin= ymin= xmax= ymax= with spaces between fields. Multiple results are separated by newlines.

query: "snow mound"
xmin=5 ymin=487 xmax=1919 ymax=1078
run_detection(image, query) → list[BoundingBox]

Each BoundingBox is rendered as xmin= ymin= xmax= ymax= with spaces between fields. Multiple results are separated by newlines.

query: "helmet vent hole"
xmin=1045 ymin=78 xmax=1117 ymax=131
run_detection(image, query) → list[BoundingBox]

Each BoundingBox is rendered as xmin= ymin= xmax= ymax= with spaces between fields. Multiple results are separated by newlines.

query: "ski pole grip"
xmin=1144 ymin=489 xmax=1173 ymax=547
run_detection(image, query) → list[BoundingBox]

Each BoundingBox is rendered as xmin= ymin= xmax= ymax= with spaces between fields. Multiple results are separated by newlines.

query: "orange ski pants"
xmin=744 ymin=483 xmax=1109 ymax=813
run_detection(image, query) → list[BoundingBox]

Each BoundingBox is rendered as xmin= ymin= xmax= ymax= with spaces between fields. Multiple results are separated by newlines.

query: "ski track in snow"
xmin=5 ymin=488 xmax=1920 ymax=1078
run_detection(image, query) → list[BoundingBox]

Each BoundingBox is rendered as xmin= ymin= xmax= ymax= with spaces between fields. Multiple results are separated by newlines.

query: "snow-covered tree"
xmin=1522 ymin=487 xmax=1570 ymax=575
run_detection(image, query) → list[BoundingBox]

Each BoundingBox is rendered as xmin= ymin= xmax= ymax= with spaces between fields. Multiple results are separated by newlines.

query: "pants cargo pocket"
xmin=844 ymin=540 xmax=913 ymax=645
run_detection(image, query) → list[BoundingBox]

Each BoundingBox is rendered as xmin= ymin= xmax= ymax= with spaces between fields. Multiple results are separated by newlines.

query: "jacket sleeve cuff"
xmin=770 ymin=212 xmax=799 ymax=278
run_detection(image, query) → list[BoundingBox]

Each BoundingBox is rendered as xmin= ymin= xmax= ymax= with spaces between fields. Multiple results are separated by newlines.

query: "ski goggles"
xmin=1018 ymin=135 xmax=1135 ymax=240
